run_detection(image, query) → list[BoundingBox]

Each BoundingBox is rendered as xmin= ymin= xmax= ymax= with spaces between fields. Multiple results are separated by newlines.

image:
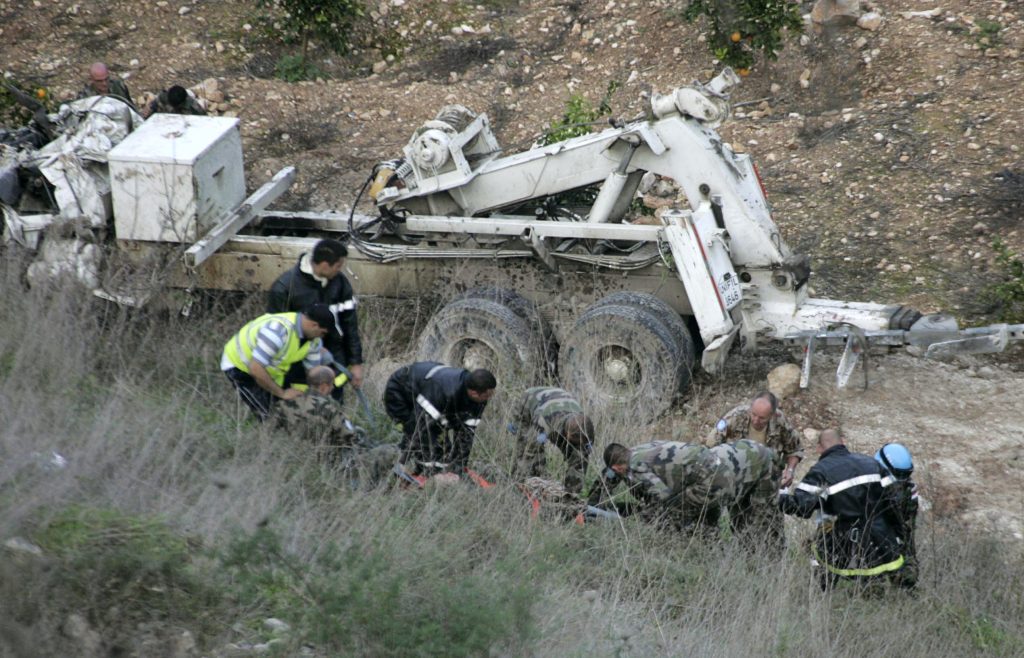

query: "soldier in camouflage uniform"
xmin=596 ymin=441 xmax=720 ymax=530
xmin=596 ymin=440 xmax=782 ymax=543
xmin=510 ymin=386 xmax=594 ymax=494
xmin=274 ymin=366 xmax=398 ymax=484
xmin=142 ymin=85 xmax=207 ymax=119
xmin=78 ymin=62 xmax=135 ymax=109
xmin=706 ymin=391 xmax=803 ymax=487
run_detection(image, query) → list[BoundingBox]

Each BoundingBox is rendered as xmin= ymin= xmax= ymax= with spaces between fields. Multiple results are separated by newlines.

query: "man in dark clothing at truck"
xmin=779 ymin=429 xmax=909 ymax=590
xmin=267 ymin=239 xmax=364 ymax=399
xmin=383 ymin=362 xmax=496 ymax=479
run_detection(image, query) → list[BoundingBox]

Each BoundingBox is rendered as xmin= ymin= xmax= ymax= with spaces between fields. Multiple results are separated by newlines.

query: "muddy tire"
xmin=590 ymin=291 xmax=696 ymax=390
xmin=453 ymin=286 xmax=558 ymax=376
xmin=417 ymin=297 xmax=543 ymax=384
xmin=559 ymin=304 xmax=684 ymax=423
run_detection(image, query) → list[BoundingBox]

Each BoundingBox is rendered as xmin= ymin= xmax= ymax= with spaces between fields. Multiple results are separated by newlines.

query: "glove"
xmin=535 ymin=432 xmax=548 ymax=445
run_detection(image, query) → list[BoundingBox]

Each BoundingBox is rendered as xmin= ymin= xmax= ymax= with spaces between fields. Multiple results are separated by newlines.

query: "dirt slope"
xmin=2 ymin=0 xmax=1022 ymax=536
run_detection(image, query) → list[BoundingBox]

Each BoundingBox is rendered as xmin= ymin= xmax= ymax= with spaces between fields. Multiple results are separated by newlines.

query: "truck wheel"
xmin=453 ymin=286 xmax=557 ymax=376
xmin=590 ymin=291 xmax=696 ymax=390
xmin=559 ymin=304 xmax=684 ymax=423
xmin=417 ymin=297 xmax=543 ymax=383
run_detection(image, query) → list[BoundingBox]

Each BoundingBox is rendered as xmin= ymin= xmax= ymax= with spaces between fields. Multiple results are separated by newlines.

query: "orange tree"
xmin=682 ymin=0 xmax=803 ymax=71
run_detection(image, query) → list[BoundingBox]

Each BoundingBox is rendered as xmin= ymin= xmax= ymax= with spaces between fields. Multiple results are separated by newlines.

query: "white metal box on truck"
xmin=107 ymin=114 xmax=245 ymax=242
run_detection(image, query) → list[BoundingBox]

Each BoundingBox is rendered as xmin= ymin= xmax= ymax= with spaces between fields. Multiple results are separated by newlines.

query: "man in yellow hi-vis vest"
xmin=221 ymin=304 xmax=334 ymax=420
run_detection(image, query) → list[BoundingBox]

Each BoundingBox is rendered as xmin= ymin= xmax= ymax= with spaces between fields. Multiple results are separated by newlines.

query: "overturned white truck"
xmin=6 ymin=72 xmax=1021 ymax=420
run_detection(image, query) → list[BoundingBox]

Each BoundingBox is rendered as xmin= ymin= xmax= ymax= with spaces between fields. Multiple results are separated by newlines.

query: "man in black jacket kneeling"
xmin=779 ymin=429 xmax=909 ymax=591
xmin=267 ymin=239 xmax=364 ymax=401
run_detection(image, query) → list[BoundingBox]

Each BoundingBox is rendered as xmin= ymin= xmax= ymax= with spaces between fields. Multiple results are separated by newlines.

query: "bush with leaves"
xmin=682 ymin=0 xmax=803 ymax=72
xmin=985 ymin=238 xmax=1024 ymax=322
xmin=257 ymin=0 xmax=366 ymax=79
xmin=540 ymin=81 xmax=620 ymax=146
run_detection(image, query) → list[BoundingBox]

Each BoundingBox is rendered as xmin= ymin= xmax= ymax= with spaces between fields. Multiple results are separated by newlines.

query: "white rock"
xmin=873 ymin=132 xmax=885 ymax=142
xmin=372 ymin=60 xmax=387 ymax=74
xmin=768 ymin=363 xmax=802 ymax=400
xmin=857 ymin=12 xmax=882 ymax=31
xmin=179 ymin=6 xmax=191 ymax=15
xmin=264 ymin=618 xmax=291 ymax=634
xmin=3 ymin=537 xmax=43 ymax=556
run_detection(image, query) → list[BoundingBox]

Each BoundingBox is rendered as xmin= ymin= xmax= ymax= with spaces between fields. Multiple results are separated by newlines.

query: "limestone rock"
xmin=857 ymin=12 xmax=883 ymax=31
xmin=63 ymin=614 xmax=102 ymax=657
xmin=768 ymin=363 xmax=802 ymax=400
xmin=811 ymin=0 xmax=860 ymax=26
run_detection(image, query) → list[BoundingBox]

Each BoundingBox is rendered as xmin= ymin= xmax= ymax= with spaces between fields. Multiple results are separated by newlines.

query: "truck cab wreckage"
xmin=4 ymin=70 xmax=1021 ymax=420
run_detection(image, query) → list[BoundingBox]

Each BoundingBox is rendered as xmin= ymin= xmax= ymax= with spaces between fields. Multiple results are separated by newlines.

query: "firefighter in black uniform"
xmin=875 ymin=442 xmax=919 ymax=590
xmin=779 ymin=429 xmax=908 ymax=590
xmin=383 ymin=362 xmax=496 ymax=477
xmin=267 ymin=239 xmax=363 ymax=400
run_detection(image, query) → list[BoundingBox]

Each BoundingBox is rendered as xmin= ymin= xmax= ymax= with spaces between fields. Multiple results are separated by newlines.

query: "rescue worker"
xmin=509 ymin=386 xmax=594 ymax=494
xmin=275 ymin=365 xmax=399 ymax=483
xmin=706 ymin=391 xmax=803 ymax=487
xmin=383 ymin=362 xmax=496 ymax=478
xmin=77 ymin=62 xmax=135 ymax=108
xmin=596 ymin=440 xmax=781 ymax=543
xmin=220 ymin=304 xmax=333 ymax=421
xmin=267 ymin=239 xmax=364 ymax=401
xmin=779 ymin=430 xmax=907 ymax=590
xmin=876 ymin=442 xmax=919 ymax=590
xmin=142 ymin=85 xmax=207 ymax=118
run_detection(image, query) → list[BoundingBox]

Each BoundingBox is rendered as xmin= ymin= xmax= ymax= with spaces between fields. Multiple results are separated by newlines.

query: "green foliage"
xmin=975 ymin=19 xmax=1004 ymax=50
xmin=220 ymin=526 xmax=536 ymax=654
xmin=33 ymin=507 xmax=223 ymax=632
xmin=257 ymin=0 xmax=366 ymax=77
xmin=541 ymin=81 xmax=621 ymax=146
xmin=985 ymin=238 xmax=1024 ymax=322
xmin=274 ymin=54 xmax=326 ymax=82
xmin=683 ymin=0 xmax=803 ymax=70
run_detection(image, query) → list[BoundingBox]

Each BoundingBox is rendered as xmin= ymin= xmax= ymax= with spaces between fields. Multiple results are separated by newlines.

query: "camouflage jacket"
xmin=512 ymin=386 xmax=590 ymax=493
xmin=78 ymin=77 xmax=134 ymax=107
xmin=701 ymin=439 xmax=781 ymax=506
xmin=705 ymin=403 xmax=804 ymax=461
xmin=517 ymin=387 xmax=584 ymax=436
xmin=274 ymin=391 xmax=357 ymax=448
xmin=624 ymin=441 xmax=719 ymax=507
xmin=147 ymin=90 xmax=207 ymax=117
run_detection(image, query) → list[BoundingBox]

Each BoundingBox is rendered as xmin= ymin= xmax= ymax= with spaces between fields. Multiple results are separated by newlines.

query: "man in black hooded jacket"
xmin=383 ymin=362 xmax=496 ymax=478
xmin=267 ymin=239 xmax=364 ymax=397
xmin=779 ymin=429 xmax=908 ymax=590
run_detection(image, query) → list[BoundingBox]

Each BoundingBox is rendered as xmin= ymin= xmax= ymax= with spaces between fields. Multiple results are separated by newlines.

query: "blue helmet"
xmin=875 ymin=443 xmax=914 ymax=479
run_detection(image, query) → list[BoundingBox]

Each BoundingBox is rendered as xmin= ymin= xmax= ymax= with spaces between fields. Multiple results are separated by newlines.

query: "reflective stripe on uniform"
xmin=464 ymin=418 xmax=481 ymax=427
xmin=416 ymin=394 xmax=448 ymax=426
xmin=329 ymin=299 xmax=357 ymax=312
xmin=825 ymin=473 xmax=884 ymax=498
xmin=798 ymin=474 xmax=886 ymax=500
xmin=419 ymin=461 xmax=449 ymax=469
xmin=812 ymin=544 xmax=905 ymax=577
xmin=425 ymin=365 xmax=447 ymax=380
xmin=797 ymin=482 xmax=824 ymax=495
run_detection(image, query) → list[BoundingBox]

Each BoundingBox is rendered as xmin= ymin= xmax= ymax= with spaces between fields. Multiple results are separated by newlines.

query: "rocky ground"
xmin=2 ymin=1 xmax=1022 ymax=535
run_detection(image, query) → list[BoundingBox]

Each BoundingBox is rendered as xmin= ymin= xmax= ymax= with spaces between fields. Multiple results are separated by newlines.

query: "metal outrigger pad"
xmin=835 ymin=325 xmax=869 ymax=390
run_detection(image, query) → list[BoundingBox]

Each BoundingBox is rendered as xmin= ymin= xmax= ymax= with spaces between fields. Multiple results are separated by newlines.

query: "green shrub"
xmin=220 ymin=525 xmax=537 ymax=654
xmin=257 ymin=0 xmax=366 ymax=80
xmin=274 ymin=54 xmax=326 ymax=82
xmin=541 ymin=81 xmax=620 ymax=146
xmin=985 ymin=238 xmax=1024 ymax=322
xmin=31 ymin=507 xmax=224 ymax=635
xmin=682 ymin=0 xmax=803 ymax=71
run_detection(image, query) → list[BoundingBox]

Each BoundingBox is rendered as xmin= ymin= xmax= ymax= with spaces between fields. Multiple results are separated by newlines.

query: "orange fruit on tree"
xmin=36 ymin=88 xmax=47 ymax=99
xmin=730 ymin=31 xmax=742 ymax=43
xmin=737 ymin=68 xmax=750 ymax=76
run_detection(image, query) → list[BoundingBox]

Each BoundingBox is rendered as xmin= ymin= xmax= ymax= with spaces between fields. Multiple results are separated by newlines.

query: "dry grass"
xmin=0 ymin=255 xmax=1022 ymax=657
